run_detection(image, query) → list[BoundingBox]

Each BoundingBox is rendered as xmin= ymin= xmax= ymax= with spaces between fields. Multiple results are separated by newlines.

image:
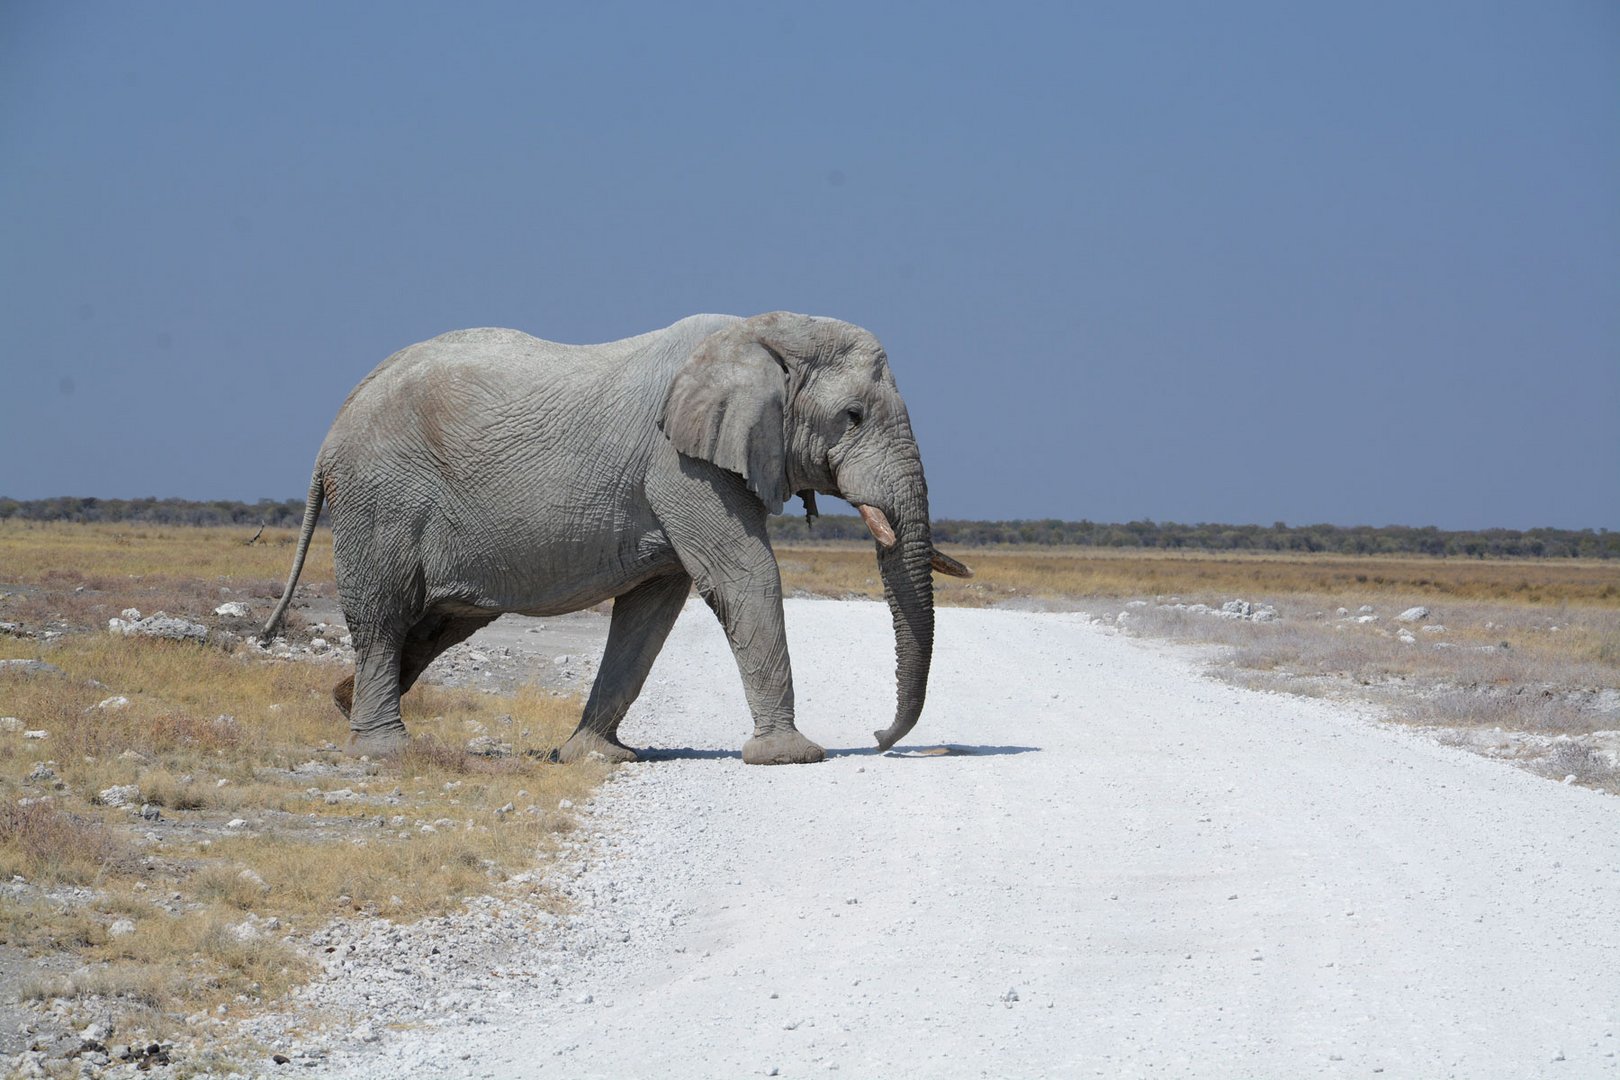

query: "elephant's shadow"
xmin=631 ymin=744 xmax=1040 ymax=763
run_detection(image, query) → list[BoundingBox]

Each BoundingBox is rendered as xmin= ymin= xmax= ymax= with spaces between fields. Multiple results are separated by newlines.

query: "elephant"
xmin=260 ymin=311 xmax=971 ymax=765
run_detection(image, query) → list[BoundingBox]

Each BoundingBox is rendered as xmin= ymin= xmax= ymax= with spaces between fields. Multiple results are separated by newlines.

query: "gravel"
xmin=249 ymin=600 xmax=1619 ymax=1077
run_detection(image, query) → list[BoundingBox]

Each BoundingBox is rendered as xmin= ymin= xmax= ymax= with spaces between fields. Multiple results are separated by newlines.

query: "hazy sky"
xmin=3 ymin=1 xmax=1616 ymax=529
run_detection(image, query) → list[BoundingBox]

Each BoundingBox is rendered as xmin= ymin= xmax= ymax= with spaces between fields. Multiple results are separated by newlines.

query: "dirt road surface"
xmin=330 ymin=600 xmax=1618 ymax=1079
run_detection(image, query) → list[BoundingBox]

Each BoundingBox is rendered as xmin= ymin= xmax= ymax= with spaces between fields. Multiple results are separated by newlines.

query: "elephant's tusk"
xmin=930 ymin=549 xmax=974 ymax=578
xmin=856 ymin=504 xmax=897 ymax=549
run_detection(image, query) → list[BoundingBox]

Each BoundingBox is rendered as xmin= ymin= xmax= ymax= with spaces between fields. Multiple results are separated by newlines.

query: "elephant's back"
xmin=387 ymin=326 xmax=634 ymax=380
xmin=330 ymin=328 xmax=627 ymax=426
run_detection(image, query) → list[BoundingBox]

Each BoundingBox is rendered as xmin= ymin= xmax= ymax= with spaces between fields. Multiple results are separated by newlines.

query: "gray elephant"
xmin=261 ymin=312 xmax=970 ymax=764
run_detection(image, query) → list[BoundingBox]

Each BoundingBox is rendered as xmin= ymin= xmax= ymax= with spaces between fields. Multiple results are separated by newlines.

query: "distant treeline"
xmin=770 ymin=513 xmax=1619 ymax=559
xmin=2 ymin=496 xmax=1614 ymax=559
xmin=0 ymin=496 xmax=309 ymax=528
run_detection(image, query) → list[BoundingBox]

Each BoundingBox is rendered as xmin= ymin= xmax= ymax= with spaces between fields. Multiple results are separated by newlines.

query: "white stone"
xmin=98 ymin=785 xmax=140 ymax=808
xmin=0 ymin=717 xmax=21 ymax=732
xmin=310 ymin=638 xmax=329 ymax=651
xmin=108 ymin=919 xmax=136 ymax=938
xmin=127 ymin=614 xmax=209 ymax=642
xmin=213 ymin=601 xmax=250 ymax=618
xmin=24 ymin=730 xmax=47 ymax=739
xmin=226 ymin=818 xmax=248 ymax=829
xmin=96 ymin=696 xmax=130 ymax=710
xmin=1396 ymin=606 xmax=1430 ymax=622
xmin=121 ymin=608 xmax=142 ymax=621
xmin=1422 ymin=625 xmax=1446 ymax=634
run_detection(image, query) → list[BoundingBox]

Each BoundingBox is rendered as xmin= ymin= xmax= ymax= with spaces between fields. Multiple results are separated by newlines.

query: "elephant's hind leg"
xmin=399 ymin=613 xmax=498 ymax=695
xmin=347 ymin=633 xmax=409 ymax=755
xmin=333 ymin=674 xmax=356 ymax=718
xmin=559 ymin=573 xmax=691 ymax=764
xmin=330 ymin=614 xmax=495 ymax=723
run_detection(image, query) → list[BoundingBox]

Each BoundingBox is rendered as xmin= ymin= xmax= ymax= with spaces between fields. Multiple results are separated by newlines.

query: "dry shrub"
xmin=137 ymin=769 xmax=215 ymax=810
xmin=1415 ymin=687 xmax=1599 ymax=735
xmin=215 ymin=827 xmax=517 ymax=920
xmin=1534 ymin=743 xmax=1617 ymax=789
xmin=18 ymin=966 xmax=171 ymax=1008
xmin=0 ymin=799 xmax=132 ymax=885
xmin=0 ymin=898 xmax=109 ymax=951
xmin=48 ymin=902 xmax=315 ymax=1008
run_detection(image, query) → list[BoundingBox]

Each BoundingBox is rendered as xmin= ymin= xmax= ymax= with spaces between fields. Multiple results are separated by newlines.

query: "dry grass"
xmin=0 ymin=520 xmax=335 ymax=646
xmin=775 ymin=543 xmax=1620 ymax=608
xmin=0 ymin=522 xmax=606 ymax=1050
xmin=0 ymin=520 xmax=333 ymax=586
xmin=0 ymin=799 xmax=135 ymax=884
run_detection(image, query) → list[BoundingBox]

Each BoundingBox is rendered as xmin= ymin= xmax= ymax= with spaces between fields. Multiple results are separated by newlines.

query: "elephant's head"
xmin=661 ymin=311 xmax=970 ymax=752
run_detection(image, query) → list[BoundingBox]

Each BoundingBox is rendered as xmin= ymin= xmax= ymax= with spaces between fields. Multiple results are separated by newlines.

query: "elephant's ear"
xmin=660 ymin=324 xmax=790 ymax=514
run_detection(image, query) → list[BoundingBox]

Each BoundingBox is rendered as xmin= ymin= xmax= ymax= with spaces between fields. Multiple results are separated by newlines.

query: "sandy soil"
xmin=313 ymin=599 xmax=1618 ymax=1079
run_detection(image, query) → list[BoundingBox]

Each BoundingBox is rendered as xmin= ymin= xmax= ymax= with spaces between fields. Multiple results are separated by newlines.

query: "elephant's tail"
xmin=258 ymin=469 xmax=325 ymax=644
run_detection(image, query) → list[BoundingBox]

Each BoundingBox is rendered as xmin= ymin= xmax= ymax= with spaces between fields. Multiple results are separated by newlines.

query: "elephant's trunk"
xmin=869 ymin=461 xmax=936 ymax=753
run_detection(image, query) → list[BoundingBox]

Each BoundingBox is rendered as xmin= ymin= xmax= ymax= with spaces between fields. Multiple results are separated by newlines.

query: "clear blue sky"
xmin=3 ymin=1 xmax=1616 ymax=529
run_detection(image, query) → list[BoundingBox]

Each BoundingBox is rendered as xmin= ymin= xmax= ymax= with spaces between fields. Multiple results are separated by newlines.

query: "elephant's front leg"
xmin=651 ymin=456 xmax=824 ymax=765
xmin=558 ymin=572 xmax=692 ymax=765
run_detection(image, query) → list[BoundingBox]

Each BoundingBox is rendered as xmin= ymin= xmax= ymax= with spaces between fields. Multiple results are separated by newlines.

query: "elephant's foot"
xmin=347 ymin=724 xmax=408 ymax=757
xmin=742 ymin=728 xmax=825 ymax=766
xmin=558 ymin=728 xmax=639 ymax=765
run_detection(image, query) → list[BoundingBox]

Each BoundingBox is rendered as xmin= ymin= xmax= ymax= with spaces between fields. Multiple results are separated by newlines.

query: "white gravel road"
xmin=324 ymin=600 xmax=1619 ymax=1079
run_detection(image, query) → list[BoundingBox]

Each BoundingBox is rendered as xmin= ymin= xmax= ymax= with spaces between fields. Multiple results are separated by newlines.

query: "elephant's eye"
xmin=845 ymin=405 xmax=864 ymax=426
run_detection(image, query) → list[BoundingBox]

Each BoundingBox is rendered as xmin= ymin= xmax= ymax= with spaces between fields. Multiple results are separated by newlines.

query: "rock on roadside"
xmin=108 ymin=612 xmax=209 ymax=642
